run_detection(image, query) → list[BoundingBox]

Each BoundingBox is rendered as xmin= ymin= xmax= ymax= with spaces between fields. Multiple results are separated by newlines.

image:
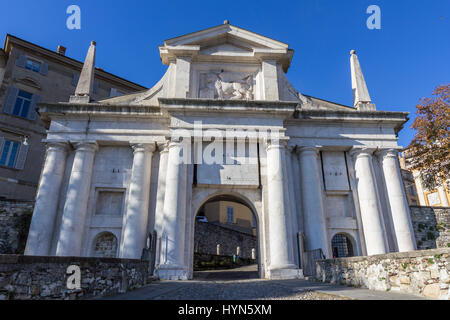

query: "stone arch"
xmin=91 ymin=231 xmax=118 ymax=258
xmin=190 ymin=189 xmax=262 ymax=278
xmin=331 ymin=233 xmax=355 ymax=258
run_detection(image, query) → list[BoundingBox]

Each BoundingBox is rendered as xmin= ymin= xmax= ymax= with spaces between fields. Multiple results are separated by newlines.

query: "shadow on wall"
xmin=410 ymin=206 xmax=450 ymax=250
xmin=0 ymin=200 xmax=33 ymax=254
xmin=194 ymin=253 xmax=256 ymax=271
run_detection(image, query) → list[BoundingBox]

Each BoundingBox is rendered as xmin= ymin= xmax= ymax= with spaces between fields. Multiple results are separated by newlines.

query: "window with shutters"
xmin=16 ymin=54 xmax=47 ymax=76
xmin=25 ymin=59 xmax=41 ymax=73
xmin=12 ymin=90 xmax=33 ymax=118
xmin=0 ymin=140 xmax=20 ymax=168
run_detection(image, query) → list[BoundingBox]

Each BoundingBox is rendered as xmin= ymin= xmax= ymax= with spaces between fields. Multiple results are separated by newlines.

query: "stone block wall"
xmin=0 ymin=255 xmax=149 ymax=300
xmin=194 ymin=222 xmax=257 ymax=259
xmin=0 ymin=200 xmax=33 ymax=254
xmin=315 ymin=248 xmax=450 ymax=300
xmin=410 ymin=206 xmax=450 ymax=250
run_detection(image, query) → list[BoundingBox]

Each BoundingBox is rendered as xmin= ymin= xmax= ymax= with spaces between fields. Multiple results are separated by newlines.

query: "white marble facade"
xmin=24 ymin=23 xmax=416 ymax=280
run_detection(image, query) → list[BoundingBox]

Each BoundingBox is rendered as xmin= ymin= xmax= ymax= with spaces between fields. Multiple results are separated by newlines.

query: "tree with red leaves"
xmin=406 ymin=84 xmax=450 ymax=190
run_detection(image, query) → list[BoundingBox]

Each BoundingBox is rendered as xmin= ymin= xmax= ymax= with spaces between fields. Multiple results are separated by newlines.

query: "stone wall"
xmin=194 ymin=222 xmax=257 ymax=259
xmin=315 ymin=248 xmax=450 ymax=300
xmin=0 ymin=255 xmax=149 ymax=300
xmin=410 ymin=206 xmax=450 ymax=250
xmin=0 ymin=200 xmax=33 ymax=254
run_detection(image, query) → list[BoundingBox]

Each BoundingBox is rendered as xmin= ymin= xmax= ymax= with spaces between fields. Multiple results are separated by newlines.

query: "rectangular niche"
xmin=321 ymin=151 xmax=350 ymax=191
xmin=95 ymin=190 xmax=125 ymax=216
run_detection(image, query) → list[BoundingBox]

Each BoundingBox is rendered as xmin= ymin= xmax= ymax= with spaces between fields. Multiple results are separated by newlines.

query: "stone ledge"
xmin=315 ymin=248 xmax=450 ymax=300
xmin=0 ymin=254 xmax=149 ymax=300
xmin=318 ymin=248 xmax=450 ymax=264
xmin=0 ymin=254 xmax=144 ymax=265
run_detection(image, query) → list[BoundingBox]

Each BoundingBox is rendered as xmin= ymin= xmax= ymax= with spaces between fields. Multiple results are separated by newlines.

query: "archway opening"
xmin=193 ymin=194 xmax=259 ymax=280
xmin=331 ymin=233 xmax=354 ymax=258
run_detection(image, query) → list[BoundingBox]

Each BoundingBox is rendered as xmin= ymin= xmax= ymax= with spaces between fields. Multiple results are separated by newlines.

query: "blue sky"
xmin=1 ymin=0 xmax=449 ymax=147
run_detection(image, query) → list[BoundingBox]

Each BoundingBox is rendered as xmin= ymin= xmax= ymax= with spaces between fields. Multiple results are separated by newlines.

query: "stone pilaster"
xmin=261 ymin=59 xmax=279 ymax=100
xmin=56 ymin=141 xmax=98 ymax=257
xmin=350 ymin=148 xmax=388 ymax=255
xmin=378 ymin=149 xmax=416 ymax=252
xmin=157 ymin=138 xmax=188 ymax=280
xmin=25 ymin=141 xmax=69 ymax=256
xmin=120 ymin=143 xmax=156 ymax=259
xmin=266 ymin=139 xmax=301 ymax=279
xmin=153 ymin=141 xmax=170 ymax=267
xmin=296 ymin=147 xmax=329 ymax=257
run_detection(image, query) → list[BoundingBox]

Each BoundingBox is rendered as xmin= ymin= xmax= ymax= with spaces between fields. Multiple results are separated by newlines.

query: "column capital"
xmin=43 ymin=140 xmax=70 ymax=153
xmin=131 ymin=142 xmax=156 ymax=154
xmin=376 ymin=148 xmax=400 ymax=160
xmin=72 ymin=141 xmax=98 ymax=153
xmin=287 ymin=145 xmax=296 ymax=153
xmin=349 ymin=147 xmax=376 ymax=159
xmin=296 ymin=146 xmax=319 ymax=157
xmin=265 ymin=138 xmax=288 ymax=151
xmin=157 ymin=140 xmax=170 ymax=154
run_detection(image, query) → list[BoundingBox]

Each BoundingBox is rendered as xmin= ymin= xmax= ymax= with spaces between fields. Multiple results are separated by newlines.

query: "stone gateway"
xmin=24 ymin=22 xmax=416 ymax=280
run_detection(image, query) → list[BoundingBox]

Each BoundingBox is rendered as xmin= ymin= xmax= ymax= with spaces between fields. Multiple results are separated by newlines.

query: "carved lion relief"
xmin=199 ymin=71 xmax=255 ymax=100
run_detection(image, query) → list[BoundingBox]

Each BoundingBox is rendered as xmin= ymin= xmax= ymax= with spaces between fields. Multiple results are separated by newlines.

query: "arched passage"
xmin=192 ymin=193 xmax=261 ymax=280
xmin=331 ymin=233 xmax=354 ymax=258
xmin=91 ymin=231 xmax=118 ymax=258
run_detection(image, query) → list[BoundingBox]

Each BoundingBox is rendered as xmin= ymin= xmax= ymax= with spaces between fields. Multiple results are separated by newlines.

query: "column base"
xmin=268 ymin=267 xmax=304 ymax=280
xmin=156 ymin=264 xmax=188 ymax=280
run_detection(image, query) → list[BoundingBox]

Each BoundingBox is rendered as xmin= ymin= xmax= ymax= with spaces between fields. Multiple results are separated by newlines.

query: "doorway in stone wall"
xmin=193 ymin=194 xmax=260 ymax=280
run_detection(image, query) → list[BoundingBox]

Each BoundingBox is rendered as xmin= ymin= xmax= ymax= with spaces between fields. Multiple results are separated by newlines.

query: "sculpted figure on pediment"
xmin=199 ymin=71 xmax=255 ymax=100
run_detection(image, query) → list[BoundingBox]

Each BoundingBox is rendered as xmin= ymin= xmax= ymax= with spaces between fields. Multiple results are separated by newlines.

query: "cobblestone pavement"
xmin=101 ymin=265 xmax=426 ymax=300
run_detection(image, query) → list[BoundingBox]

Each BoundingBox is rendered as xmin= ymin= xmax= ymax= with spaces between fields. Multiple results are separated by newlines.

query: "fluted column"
xmin=351 ymin=148 xmax=388 ymax=255
xmin=286 ymin=146 xmax=300 ymax=266
xmin=56 ymin=141 xmax=98 ymax=256
xmin=153 ymin=141 xmax=169 ymax=267
xmin=120 ymin=143 xmax=156 ymax=259
xmin=25 ymin=141 xmax=69 ymax=256
xmin=266 ymin=139 xmax=297 ymax=273
xmin=157 ymin=138 xmax=188 ymax=280
xmin=379 ymin=149 xmax=416 ymax=252
xmin=296 ymin=147 xmax=329 ymax=257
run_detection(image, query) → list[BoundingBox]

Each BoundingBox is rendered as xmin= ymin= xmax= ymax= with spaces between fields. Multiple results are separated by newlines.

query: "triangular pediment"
xmin=159 ymin=23 xmax=294 ymax=72
xmin=164 ymin=23 xmax=289 ymax=50
xmin=199 ymin=42 xmax=253 ymax=57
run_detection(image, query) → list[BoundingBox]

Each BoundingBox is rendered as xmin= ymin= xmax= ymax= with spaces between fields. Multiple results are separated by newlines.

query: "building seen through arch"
xmin=194 ymin=196 xmax=258 ymax=272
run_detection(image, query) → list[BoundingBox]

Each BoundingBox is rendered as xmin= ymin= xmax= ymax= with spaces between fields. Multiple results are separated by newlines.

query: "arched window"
xmin=92 ymin=232 xmax=118 ymax=258
xmin=331 ymin=234 xmax=354 ymax=258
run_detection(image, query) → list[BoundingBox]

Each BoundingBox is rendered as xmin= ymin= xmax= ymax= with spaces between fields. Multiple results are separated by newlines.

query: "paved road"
xmin=101 ymin=265 xmax=426 ymax=300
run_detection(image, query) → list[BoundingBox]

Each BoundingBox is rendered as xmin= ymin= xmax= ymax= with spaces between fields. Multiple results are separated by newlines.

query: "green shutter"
xmin=40 ymin=62 xmax=48 ymax=76
xmin=72 ymin=73 xmax=80 ymax=86
xmin=15 ymin=143 xmax=29 ymax=170
xmin=0 ymin=136 xmax=4 ymax=157
xmin=93 ymin=81 xmax=99 ymax=93
xmin=3 ymin=86 xmax=19 ymax=114
xmin=28 ymin=94 xmax=40 ymax=120
xmin=16 ymin=54 xmax=27 ymax=68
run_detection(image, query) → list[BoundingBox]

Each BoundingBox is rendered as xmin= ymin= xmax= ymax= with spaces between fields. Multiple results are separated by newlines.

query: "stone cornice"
xmin=288 ymin=109 xmax=409 ymax=134
xmin=290 ymin=109 xmax=409 ymax=123
xmin=37 ymin=102 xmax=163 ymax=120
xmin=158 ymin=98 xmax=297 ymax=116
